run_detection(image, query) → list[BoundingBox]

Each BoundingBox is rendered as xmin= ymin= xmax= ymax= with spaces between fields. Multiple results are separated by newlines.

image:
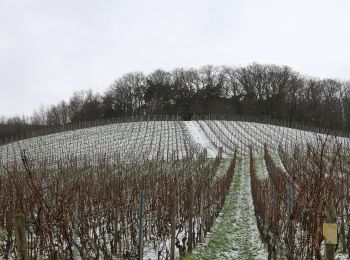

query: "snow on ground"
xmin=253 ymin=156 xmax=269 ymax=180
xmin=188 ymin=157 xmax=267 ymax=260
xmin=2 ymin=120 xmax=348 ymax=168
xmin=0 ymin=121 xmax=199 ymax=170
xmin=270 ymin=152 xmax=288 ymax=173
xmin=2 ymin=119 xmax=343 ymax=181
xmin=184 ymin=121 xmax=218 ymax=158
xmin=197 ymin=120 xmax=350 ymax=156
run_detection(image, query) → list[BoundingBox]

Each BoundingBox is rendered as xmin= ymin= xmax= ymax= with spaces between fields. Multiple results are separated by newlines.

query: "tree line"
xmin=1 ymin=63 xmax=350 ymax=139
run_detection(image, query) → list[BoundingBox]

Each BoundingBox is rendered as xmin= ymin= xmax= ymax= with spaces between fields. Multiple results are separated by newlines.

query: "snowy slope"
xmin=1 ymin=120 xmax=348 ymax=169
xmin=0 ymin=121 xmax=200 ymax=170
xmin=196 ymin=120 xmax=350 ymax=156
xmin=184 ymin=121 xmax=218 ymax=158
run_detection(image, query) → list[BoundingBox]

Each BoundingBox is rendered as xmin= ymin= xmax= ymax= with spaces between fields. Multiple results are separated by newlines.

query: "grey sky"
xmin=0 ymin=0 xmax=349 ymax=117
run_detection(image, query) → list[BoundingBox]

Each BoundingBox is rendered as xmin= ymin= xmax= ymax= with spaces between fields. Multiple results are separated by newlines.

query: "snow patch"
xmin=184 ymin=121 xmax=218 ymax=158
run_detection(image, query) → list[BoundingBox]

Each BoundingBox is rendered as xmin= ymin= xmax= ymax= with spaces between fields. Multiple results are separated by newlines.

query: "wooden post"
xmin=187 ymin=180 xmax=194 ymax=253
xmin=347 ymin=221 xmax=350 ymax=257
xmin=114 ymin=207 xmax=120 ymax=255
xmin=199 ymin=191 xmax=204 ymax=243
xmin=324 ymin=204 xmax=336 ymax=260
xmin=340 ymin=201 xmax=346 ymax=253
xmin=170 ymin=185 xmax=177 ymax=260
xmin=138 ymin=190 xmax=145 ymax=260
xmin=73 ymin=193 xmax=80 ymax=259
xmin=13 ymin=213 xmax=29 ymax=260
xmin=286 ymin=182 xmax=294 ymax=259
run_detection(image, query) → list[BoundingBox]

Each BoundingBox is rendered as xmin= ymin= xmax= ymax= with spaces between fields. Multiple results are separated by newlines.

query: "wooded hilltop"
xmin=1 ymin=63 xmax=350 ymax=139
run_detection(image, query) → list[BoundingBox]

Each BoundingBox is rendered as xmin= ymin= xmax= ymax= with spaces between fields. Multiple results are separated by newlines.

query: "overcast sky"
xmin=0 ymin=0 xmax=349 ymax=117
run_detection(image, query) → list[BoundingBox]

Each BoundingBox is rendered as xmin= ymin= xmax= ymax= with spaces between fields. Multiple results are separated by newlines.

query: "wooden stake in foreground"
xmin=170 ymin=182 xmax=177 ymax=260
xmin=13 ymin=213 xmax=29 ymax=260
xmin=324 ymin=204 xmax=337 ymax=260
xmin=138 ymin=190 xmax=145 ymax=260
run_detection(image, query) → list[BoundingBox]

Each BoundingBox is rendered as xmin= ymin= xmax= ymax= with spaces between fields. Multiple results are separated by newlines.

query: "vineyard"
xmin=1 ymin=118 xmax=350 ymax=259
xmin=0 ymin=120 xmax=199 ymax=170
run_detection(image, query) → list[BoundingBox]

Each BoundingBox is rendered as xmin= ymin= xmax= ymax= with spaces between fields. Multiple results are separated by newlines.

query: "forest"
xmin=1 ymin=63 xmax=350 ymax=139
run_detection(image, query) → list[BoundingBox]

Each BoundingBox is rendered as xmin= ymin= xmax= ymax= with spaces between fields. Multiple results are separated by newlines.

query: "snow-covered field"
xmin=0 ymin=121 xmax=199 ymax=170
xmin=1 ymin=120 xmax=348 ymax=171
xmin=193 ymin=120 xmax=350 ymax=157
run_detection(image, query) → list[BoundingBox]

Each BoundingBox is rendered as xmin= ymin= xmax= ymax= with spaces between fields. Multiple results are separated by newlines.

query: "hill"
xmin=1 ymin=120 xmax=349 ymax=259
xmin=1 ymin=119 xmax=347 ymax=173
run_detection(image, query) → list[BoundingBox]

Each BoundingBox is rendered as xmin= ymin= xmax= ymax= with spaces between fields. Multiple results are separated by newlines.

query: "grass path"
xmin=187 ymin=157 xmax=267 ymax=259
